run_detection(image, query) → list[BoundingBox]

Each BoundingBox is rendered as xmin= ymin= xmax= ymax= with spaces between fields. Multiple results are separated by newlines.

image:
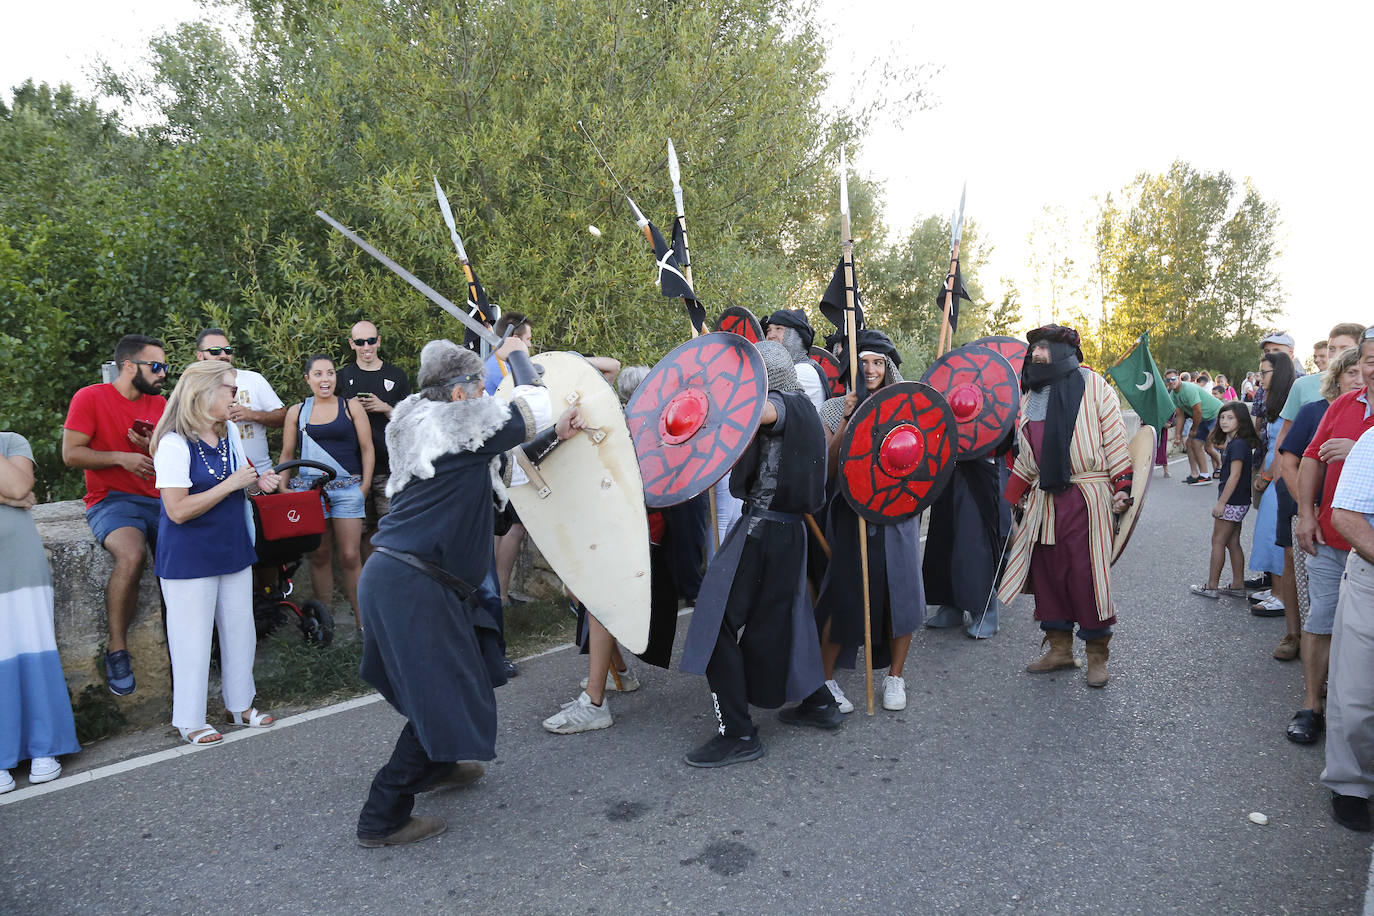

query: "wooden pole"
xmin=839 ymin=178 xmax=876 ymax=717
xmin=937 ymin=237 xmax=961 ymax=357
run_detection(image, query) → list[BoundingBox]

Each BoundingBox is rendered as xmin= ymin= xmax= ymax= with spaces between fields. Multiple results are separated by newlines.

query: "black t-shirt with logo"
xmin=337 ymin=362 xmax=411 ymax=474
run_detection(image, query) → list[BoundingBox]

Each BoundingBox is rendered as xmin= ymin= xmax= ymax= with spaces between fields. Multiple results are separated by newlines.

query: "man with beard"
xmin=763 ymin=309 xmax=827 ymax=409
xmin=997 ymin=325 xmax=1134 ymax=687
xmin=62 ymin=334 xmax=169 ymax=696
xmin=679 ymin=341 xmax=836 ymax=767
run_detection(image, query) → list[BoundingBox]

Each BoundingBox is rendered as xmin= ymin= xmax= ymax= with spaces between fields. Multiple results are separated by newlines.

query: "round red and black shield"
xmin=838 ymin=381 xmax=956 ymax=525
xmin=625 ymin=333 xmax=768 ymax=508
xmin=969 ymin=335 xmax=1027 ymax=379
xmin=808 ymin=346 xmax=845 ymax=398
xmin=920 ymin=345 xmax=1019 ymax=460
xmin=716 ymin=306 xmax=763 ymax=343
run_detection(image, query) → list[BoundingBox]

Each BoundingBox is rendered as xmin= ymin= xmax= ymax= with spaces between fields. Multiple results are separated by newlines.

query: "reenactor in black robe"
xmin=679 ymin=341 xmax=838 ymax=767
xmin=354 ymin=338 xmax=581 ymax=847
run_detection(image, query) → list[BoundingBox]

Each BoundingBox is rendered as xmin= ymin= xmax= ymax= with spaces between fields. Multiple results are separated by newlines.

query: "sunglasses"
xmin=1364 ymin=328 xmax=1374 ymax=340
xmin=199 ymin=346 xmax=234 ymax=356
xmin=1165 ymin=376 xmax=1178 ymax=383
xmin=130 ymin=359 xmax=169 ymax=374
xmin=222 ymin=384 xmax=239 ymax=397
xmin=352 ymin=337 xmax=379 ymax=346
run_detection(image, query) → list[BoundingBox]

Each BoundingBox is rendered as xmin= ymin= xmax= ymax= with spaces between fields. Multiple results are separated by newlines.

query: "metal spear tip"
xmin=667 ymin=138 xmax=680 ymax=184
xmin=838 ymin=146 xmax=850 ymax=216
xmin=625 ymin=196 xmax=649 ymax=227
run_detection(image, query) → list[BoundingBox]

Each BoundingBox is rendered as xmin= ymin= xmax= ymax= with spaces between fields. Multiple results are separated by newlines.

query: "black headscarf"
xmin=1022 ymin=333 xmax=1084 ymax=493
xmin=836 ymin=328 xmax=901 ymax=388
xmin=763 ymin=309 xmax=815 ymax=350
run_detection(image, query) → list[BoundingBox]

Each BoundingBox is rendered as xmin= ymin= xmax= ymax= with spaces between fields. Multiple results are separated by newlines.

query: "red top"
xmin=1303 ymin=387 xmax=1374 ymax=552
xmin=64 ymin=383 xmax=166 ymax=508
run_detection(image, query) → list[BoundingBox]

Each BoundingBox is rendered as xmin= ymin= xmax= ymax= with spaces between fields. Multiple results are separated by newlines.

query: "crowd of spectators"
xmin=1173 ymin=322 xmax=1374 ymax=832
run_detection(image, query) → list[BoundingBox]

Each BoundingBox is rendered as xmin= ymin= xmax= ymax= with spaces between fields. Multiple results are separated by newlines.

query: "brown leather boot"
xmin=1025 ymin=629 xmax=1077 ymax=673
xmin=1084 ymin=634 xmax=1112 ymax=687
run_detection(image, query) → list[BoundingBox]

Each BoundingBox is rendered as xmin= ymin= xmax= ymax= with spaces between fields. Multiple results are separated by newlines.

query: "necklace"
xmin=194 ymin=435 xmax=231 ymax=481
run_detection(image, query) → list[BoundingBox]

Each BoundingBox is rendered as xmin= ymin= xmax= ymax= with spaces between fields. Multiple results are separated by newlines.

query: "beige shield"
xmin=1111 ymin=426 xmax=1157 ymax=565
xmin=497 ymin=353 xmax=652 ymax=653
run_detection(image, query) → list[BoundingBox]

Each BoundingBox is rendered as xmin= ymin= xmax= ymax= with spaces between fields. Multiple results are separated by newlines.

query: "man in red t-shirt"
xmin=62 ymin=334 xmax=168 ymax=696
xmin=1292 ymin=328 xmax=1374 ymax=744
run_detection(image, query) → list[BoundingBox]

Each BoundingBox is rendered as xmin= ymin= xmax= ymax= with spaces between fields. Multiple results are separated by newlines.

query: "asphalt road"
xmin=2 ymin=459 xmax=1370 ymax=914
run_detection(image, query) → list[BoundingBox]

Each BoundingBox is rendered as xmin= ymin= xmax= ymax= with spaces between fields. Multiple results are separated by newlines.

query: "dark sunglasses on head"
xmin=130 ymin=359 xmax=169 ymax=374
xmin=199 ymin=346 xmax=234 ymax=356
xmin=352 ymin=336 xmax=379 ymax=346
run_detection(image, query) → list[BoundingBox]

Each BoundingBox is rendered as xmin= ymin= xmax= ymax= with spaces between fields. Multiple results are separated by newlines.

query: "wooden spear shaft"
xmin=840 ymin=205 xmax=876 ymax=717
xmin=937 ymin=237 xmax=961 ymax=357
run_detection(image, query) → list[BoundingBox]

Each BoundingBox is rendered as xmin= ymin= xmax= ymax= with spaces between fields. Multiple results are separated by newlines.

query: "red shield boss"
xmin=716 ymin=306 xmax=764 ymax=343
xmin=969 ymin=335 xmax=1027 ymax=379
xmin=839 ymin=381 xmax=957 ymax=525
xmin=625 ymin=333 xmax=768 ymax=508
xmin=920 ymin=345 xmax=1019 ymax=460
xmin=808 ymin=346 xmax=845 ymax=398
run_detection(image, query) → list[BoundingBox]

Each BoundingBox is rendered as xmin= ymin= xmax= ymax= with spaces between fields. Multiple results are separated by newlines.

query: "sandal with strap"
xmin=178 ymin=725 xmax=223 ymax=745
xmin=226 ymin=707 xmax=275 ymax=728
xmin=1189 ymin=584 xmax=1220 ymax=599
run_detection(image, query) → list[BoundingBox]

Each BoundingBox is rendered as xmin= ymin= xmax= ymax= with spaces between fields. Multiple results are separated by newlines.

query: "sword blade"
xmin=316 ymin=209 xmax=501 ymax=347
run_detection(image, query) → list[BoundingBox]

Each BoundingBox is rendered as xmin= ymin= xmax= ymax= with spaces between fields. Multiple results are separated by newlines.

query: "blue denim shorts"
xmin=1304 ymin=543 xmax=1348 ymax=635
xmin=320 ymin=482 xmax=365 ymax=520
xmin=86 ymin=491 xmax=161 ymax=548
xmin=1192 ymin=417 xmax=1216 ymax=440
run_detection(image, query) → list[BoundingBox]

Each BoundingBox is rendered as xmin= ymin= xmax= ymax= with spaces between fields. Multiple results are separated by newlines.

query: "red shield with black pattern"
xmin=839 ymin=381 xmax=957 ymax=525
xmin=969 ymin=335 xmax=1027 ymax=379
xmin=625 ymin=333 xmax=768 ymax=508
xmin=920 ymin=345 xmax=1019 ymax=460
xmin=716 ymin=306 xmax=764 ymax=343
xmin=808 ymin=346 xmax=845 ymax=398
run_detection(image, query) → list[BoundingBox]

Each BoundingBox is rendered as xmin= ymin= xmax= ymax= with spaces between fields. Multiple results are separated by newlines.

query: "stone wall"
xmin=34 ymin=499 xmax=559 ymax=728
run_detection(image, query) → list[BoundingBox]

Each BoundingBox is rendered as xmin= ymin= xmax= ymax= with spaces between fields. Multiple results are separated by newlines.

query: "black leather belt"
xmin=373 ymin=546 xmax=476 ymax=600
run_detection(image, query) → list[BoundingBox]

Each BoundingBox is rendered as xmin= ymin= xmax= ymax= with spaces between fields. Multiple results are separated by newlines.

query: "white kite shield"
xmin=1111 ymin=426 xmax=1156 ymax=565
xmin=497 ymin=352 xmax=652 ymax=653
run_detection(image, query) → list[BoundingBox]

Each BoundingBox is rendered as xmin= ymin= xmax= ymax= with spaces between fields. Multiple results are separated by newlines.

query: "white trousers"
xmin=1321 ymin=552 xmax=1374 ymax=798
xmin=159 ymin=567 xmax=257 ymax=729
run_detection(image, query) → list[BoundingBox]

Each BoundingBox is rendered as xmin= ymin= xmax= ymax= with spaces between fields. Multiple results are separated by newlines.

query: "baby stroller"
xmin=250 ymin=459 xmax=337 ymax=647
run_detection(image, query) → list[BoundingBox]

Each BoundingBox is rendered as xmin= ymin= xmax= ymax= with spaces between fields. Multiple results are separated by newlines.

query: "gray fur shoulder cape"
xmin=384 ymin=394 xmax=522 ymax=500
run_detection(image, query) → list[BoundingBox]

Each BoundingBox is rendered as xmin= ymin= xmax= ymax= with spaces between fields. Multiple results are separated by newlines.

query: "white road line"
xmin=1366 ymin=838 xmax=1374 ymax=916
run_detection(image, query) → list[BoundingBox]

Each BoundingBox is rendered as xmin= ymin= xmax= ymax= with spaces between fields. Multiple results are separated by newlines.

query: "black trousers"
xmin=356 ymin=721 xmax=451 ymax=838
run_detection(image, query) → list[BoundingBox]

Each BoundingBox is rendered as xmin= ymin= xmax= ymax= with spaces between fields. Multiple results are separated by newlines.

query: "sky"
xmin=5 ymin=1 xmax=1370 ymax=358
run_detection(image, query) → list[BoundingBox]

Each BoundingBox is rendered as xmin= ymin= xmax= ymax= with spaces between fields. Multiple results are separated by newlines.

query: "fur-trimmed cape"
xmin=384 ymin=394 xmax=534 ymax=503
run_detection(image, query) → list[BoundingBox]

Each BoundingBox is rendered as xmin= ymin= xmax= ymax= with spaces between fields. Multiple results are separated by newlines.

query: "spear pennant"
xmin=433 ymin=176 xmax=498 ymax=358
xmin=666 ymin=138 xmax=707 ymax=337
xmin=936 ymin=183 xmax=970 ymax=356
xmin=837 ymin=147 xmax=878 ymax=716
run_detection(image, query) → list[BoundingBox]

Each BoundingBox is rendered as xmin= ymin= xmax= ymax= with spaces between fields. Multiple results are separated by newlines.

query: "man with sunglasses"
xmin=338 ymin=321 xmax=411 ymax=547
xmin=62 ymin=334 xmax=169 ymax=696
xmin=1164 ymin=369 xmax=1223 ymax=485
xmin=194 ymin=328 xmax=286 ymax=472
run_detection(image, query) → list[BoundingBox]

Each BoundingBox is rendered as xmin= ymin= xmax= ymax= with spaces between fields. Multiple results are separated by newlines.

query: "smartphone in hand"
xmin=132 ymin=419 xmax=155 ymax=437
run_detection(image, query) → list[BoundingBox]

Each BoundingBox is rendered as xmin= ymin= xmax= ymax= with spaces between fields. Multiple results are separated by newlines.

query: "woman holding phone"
xmin=279 ymin=354 xmax=374 ymax=623
xmin=151 ymin=360 xmax=281 ymax=745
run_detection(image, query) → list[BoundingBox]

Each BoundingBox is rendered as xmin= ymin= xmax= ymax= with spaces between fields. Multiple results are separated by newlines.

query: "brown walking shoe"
xmin=419 ymin=762 xmax=485 ymax=794
xmin=356 ymin=815 xmax=448 ymax=848
xmin=1025 ymin=630 xmax=1077 ymax=673
xmin=1272 ymin=633 xmax=1300 ymax=661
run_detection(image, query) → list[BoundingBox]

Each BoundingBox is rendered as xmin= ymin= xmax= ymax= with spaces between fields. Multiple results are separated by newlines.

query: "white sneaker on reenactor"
xmin=580 ymin=666 xmax=641 ymax=693
xmin=542 ymin=691 xmax=613 ymax=734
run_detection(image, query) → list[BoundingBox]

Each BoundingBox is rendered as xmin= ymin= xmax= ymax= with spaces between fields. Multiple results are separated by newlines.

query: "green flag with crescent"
xmin=1107 ymin=332 xmax=1174 ymax=429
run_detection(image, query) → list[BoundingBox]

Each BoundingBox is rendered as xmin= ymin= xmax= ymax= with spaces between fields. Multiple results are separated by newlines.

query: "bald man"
xmin=338 ymin=320 xmax=411 ymax=549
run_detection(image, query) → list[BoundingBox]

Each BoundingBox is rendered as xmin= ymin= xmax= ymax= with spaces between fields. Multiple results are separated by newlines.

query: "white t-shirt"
xmin=795 ymin=359 xmax=826 ymax=409
xmin=230 ymin=368 xmax=284 ymax=470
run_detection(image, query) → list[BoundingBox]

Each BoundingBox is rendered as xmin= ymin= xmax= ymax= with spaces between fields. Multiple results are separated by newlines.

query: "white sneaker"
xmin=882 ymin=675 xmax=907 ymax=711
xmin=825 ymin=679 xmax=854 ymax=714
xmin=0 ymin=769 xmax=13 ymax=794
xmin=541 ymin=691 xmax=613 ymax=734
xmin=580 ymin=666 xmax=641 ymax=693
xmin=29 ymin=757 xmax=61 ymax=784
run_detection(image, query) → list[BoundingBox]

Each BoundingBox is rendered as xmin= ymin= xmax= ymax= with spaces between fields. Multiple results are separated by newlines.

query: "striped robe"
xmin=997 ymin=370 xmax=1131 ymax=621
